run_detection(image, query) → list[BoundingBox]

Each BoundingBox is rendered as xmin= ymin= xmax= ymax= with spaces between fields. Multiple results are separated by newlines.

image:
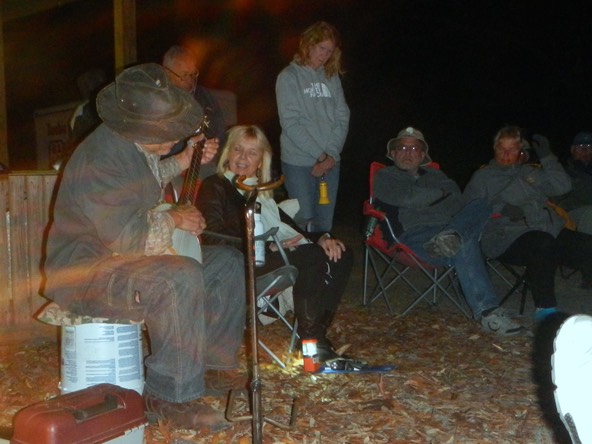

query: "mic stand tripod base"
xmin=225 ymin=386 xmax=298 ymax=430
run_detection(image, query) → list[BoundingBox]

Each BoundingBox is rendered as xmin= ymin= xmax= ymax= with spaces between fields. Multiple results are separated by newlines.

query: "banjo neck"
xmin=178 ymin=114 xmax=210 ymax=205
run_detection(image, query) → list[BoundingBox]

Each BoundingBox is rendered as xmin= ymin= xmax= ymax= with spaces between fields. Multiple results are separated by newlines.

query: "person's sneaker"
xmin=204 ymin=369 xmax=249 ymax=396
xmin=144 ymin=391 xmax=230 ymax=431
xmin=534 ymin=307 xmax=559 ymax=323
xmin=552 ymin=314 xmax=592 ymax=444
xmin=423 ymin=230 xmax=462 ymax=258
xmin=481 ymin=307 xmax=526 ymax=336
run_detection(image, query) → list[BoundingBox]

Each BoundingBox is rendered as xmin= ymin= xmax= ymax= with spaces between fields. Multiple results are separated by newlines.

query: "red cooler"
xmin=11 ymin=383 xmax=147 ymax=444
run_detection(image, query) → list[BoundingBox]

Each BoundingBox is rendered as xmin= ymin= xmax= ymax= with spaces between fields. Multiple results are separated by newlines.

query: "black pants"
xmin=257 ymin=243 xmax=353 ymax=330
xmin=498 ymin=228 xmax=592 ymax=308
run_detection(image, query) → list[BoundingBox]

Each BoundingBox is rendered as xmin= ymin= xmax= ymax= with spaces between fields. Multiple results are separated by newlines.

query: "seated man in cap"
xmin=373 ymin=127 xmax=524 ymax=336
xmin=43 ymin=63 xmax=246 ymax=432
xmin=554 ymin=131 xmax=592 ymax=236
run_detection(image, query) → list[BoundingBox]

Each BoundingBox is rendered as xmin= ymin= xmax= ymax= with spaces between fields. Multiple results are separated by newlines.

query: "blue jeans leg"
xmin=399 ymin=199 xmax=498 ymax=318
xmin=201 ymin=245 xmax=246 ymax=369
xmin=282 ymin=162 xmax=340 ymax=232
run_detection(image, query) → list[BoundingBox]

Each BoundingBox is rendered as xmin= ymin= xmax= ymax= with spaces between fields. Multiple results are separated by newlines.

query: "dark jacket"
xmin=373 ymin=165 xmax=462 ymax=237
xmin=197 ymin=174 xmax=324 ymax=246
xmin=44 ymin=124 xmax=162 ymax=307
xmin=463 ymin=155 xmax=571 ymax=258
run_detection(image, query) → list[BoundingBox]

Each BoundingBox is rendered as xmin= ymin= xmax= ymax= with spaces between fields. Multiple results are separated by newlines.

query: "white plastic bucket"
xmin=60 ymin=323 xmax=144 ymax=395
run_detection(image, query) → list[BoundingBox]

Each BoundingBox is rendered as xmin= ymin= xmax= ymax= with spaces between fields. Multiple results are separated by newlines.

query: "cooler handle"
xmin=72 ymin=394 xmax=120 ymax=421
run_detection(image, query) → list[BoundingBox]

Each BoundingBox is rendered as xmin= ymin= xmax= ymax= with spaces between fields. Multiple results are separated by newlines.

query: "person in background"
xmin=162 ymin=44 xmax=226 ymax=179
xmin=554 ymin=131 xmax=592 ymax=236
xmin=54 ymin=68 xmax=109 ymax=170
xmin=70 ymin=68 xmax=108 ymax=142
xmin=463 ymin=125 xmax=592 ymax=322
xmin=276 ymin=21 xmax=350 ymax=232
xmin=373 ymin=126 xmax=524 ymax=335
xmin=197 ymin=124 xmax=353 ymax=362
xmin=43 ymin=64 xmax=246 ymax=432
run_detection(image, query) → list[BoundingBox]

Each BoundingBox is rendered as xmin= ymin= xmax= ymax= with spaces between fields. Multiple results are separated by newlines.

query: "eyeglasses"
xmin=164 ymin=66 xmax=199 ymax=84
xmin=392 ymin=145 xmax=423 ymax=154
xmin=573 ymin=144 xmax=592 ymax=151
xmin=494 ymin=147 xmax=521 ymax=155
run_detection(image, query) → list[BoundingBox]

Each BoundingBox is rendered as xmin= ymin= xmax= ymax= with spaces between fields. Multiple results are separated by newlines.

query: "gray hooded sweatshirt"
xmin=276 ymin=61 xmax=350 ymax=166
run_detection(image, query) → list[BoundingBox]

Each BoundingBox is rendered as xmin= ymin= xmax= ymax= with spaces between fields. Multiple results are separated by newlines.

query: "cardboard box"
xmin=11 ymin=383 xmax=147 ymax=444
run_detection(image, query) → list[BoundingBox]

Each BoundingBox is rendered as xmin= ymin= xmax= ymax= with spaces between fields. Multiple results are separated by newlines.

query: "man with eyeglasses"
xmin=555 ymin=131 xmax=592 ymax=236
xmin=162 ymin=45 xmax=227 ymax=179
xmin=373 ymin=127 xmax=525 ymax=336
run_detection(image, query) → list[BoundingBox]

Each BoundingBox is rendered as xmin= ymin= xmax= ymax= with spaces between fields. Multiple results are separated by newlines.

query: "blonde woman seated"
xmin=197 ymin=125 xmax=353 ymax=362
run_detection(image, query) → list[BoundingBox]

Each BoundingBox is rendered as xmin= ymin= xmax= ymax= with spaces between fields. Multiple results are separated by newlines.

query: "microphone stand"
xmin=225 ymin=175 xmax=297 ymax=444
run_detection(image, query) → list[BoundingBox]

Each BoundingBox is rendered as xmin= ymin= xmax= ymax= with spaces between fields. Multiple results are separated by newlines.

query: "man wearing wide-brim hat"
xmin=373 ymin=126 xmax=526 ymax=336
xmin=43 ymin=63 xmax=246 ymax=431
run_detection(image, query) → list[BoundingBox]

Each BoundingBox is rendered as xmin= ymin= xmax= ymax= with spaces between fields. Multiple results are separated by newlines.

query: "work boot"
xmin=144 ymin=391 xmax=230 ymax=431
xmin=423 ymin=229 xmax=462 ymax=258
xmin=204 ymin=369 xmax=249 ymax=396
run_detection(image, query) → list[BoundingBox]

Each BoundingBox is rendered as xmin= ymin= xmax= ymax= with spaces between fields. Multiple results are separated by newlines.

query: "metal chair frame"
xmin=362 ymin=162 xmax=471 ymax=318
xmin=487 ymin=258 xmax=530 ymax=315
xmin=203 ymin=226 xmax=299 ymax=368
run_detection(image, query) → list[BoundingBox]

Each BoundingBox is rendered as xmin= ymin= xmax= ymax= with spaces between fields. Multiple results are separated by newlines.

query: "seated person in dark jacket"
xmin=464 ymin=125 xmax=592 ymax=319
xmin=197 ymin=124 xmax=353 ymax=362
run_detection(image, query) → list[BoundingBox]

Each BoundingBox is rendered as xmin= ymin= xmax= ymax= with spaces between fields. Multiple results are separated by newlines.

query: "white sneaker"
xmin=480 ymin=307 xmax=525 ymax=336
xmin=552 ymin=314 xmax=592 ymax=444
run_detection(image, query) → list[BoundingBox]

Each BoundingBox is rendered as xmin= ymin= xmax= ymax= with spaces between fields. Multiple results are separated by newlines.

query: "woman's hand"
xmin=311 ymin=155 xmax=336 ymax=177
xmin=318 ymin=235 xmax=346 ymax=262
xmin=270 ymin=234 xmax=304 ymax=252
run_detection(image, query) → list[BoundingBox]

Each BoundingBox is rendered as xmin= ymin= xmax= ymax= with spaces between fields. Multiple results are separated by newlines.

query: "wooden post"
xmin=113 ymin=0 xmax=137 ymax=75
xmin=0 ymin=14 xmax=9 ymax=167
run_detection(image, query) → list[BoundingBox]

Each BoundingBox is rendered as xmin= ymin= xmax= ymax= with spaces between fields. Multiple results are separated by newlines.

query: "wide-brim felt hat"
xmin=97 ymin=63 xmax=203 ymax=144
xmin=386 ymin=126 xmax=432 ymax=165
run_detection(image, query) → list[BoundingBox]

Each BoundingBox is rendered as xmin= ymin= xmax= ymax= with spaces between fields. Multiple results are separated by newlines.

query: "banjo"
xmin=159 ymin=116 xmax=210 ymax=263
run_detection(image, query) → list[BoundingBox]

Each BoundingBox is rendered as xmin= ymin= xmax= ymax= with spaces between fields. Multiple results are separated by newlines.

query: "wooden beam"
xmin=113 ymin=0 xmax=136 ymax=75
xmin=1 ymin=0 xmax=85 ymax=22
xmin=0 ymin=13 xmax=7 ymax=167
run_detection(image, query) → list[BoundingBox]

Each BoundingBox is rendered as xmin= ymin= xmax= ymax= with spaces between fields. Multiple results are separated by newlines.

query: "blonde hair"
xmin=217 ymin=125 xmax=274 ymax=198
xmin=493 ymin=125 xmax=524 ymax=150
xmin=293 ymin=21 xmax=343 ymax=78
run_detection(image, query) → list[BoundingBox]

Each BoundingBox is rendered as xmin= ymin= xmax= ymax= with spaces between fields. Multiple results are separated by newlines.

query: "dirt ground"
xmin=1 ymin=221 xmax=588 ymax=443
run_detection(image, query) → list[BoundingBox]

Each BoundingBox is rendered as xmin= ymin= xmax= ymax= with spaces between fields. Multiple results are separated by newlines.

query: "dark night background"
xmin=3 ymin=0 xmax=592 ymax=222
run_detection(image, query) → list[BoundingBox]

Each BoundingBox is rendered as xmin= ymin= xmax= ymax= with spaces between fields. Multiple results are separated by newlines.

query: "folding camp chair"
xmin=204 ymin=226 xmax=299 ymax=367
xmin=486 ymin=258 xmax=531 ymax=315
xmin=362 ymin=161 xmax=471 ymax=318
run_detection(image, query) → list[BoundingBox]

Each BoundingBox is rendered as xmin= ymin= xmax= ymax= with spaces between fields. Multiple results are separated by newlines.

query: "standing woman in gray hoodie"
xmin=276 ymin=21 xmax=350 ymax=233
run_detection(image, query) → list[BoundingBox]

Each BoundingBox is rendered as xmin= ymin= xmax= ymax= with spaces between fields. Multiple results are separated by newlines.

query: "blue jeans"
xmin=69 ymin=245 xmax=246 ymax=403
xmin=282 ymin=161 xmax=340 ymax=232
xmin=399 ymin=199 xmax=498 ymax=318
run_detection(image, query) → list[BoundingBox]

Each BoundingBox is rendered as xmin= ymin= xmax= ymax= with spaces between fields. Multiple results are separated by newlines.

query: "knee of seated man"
xmin=165 ymin=255 xmax=204 ymax=282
